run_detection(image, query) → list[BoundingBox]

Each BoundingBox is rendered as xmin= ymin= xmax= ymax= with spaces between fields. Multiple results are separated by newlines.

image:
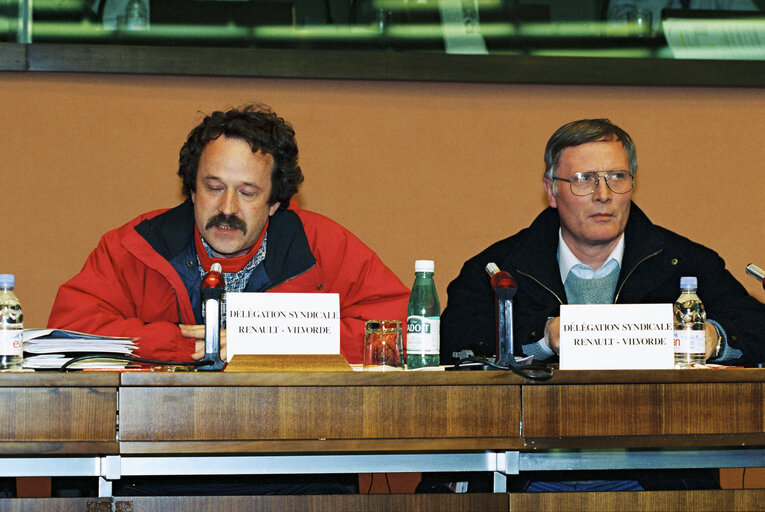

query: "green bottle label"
xmin=407 ymin=316 xmax=440 ymax=354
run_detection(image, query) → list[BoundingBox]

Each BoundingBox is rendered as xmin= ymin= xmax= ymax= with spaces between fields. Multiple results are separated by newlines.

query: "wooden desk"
xmin=118 ymin=371 xmax=523 ymax=453
xmin=515 ymin=368 xmax=765 ymax=510
xmin=0 ymin=372 xmax=118 ymax=455
xmin=523 ymin=369 xmax=764 ymax=448
xmin=0 ymin=369 xmax=762 ymax=511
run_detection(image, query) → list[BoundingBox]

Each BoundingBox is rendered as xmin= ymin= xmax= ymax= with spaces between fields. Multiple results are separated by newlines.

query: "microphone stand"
xmin=494 ymin=285 xmax=523 ymax=368
xmin=492 ymin=279 xmax=553 ymax=380
xmin=198 ymin=263 xmax=226 ymax=371
xmin=451 ymin=263 xmax=552 ymax=380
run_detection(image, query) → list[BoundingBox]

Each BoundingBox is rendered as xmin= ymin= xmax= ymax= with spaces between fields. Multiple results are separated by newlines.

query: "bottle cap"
xmin=0 ymin=274 xmax=15 ymax=288
xmin=210 ymin=263 xmax=223 ymax=273
xmin=414 ymin=260 xmax=434 ymax=273
xmin=680 ymin=276 xmax=698 ymax=290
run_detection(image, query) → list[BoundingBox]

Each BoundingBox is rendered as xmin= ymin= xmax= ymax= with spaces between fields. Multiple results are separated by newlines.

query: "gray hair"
xmin=544 ymin=119 xmax=637 ymax=195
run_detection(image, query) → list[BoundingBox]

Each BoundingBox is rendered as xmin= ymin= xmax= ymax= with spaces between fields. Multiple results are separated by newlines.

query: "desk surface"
xmin=117 ymin=367 xmax=765 ymax=386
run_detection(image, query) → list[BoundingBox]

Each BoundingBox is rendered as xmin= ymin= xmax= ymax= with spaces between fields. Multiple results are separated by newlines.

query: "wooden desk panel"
xmin=522 ymin=369 xmax=765 ymax=385
xmin=118 ymin=383 xmax=521 ymax=451
xmin=118 ymin=373 xmax=524 ymax=453
xmin=0 ymin=498 xmax=112 ymax=511
xmin=118 ymin=371 xmax=525 ymax=387
xmin=0 ymin=388 xmax=116 ymax=441
xmin=112 ymin=494 xmax=510 ymax=512
xmin=0 ymin=374 xmax=119 ymax=454
xmin=522 ymin=380 xmax=764 ymax=442
xmin=510 ymin=489 xmax=765 ymax=512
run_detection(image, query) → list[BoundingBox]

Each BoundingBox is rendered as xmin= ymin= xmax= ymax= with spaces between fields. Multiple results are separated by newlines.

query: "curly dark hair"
xmin=178 ymin=104 xmax=304 ymax=206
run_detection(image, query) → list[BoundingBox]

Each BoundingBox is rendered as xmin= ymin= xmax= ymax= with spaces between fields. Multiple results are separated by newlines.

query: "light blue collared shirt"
xmin=557 ymin=229 xmax=625 ymax=284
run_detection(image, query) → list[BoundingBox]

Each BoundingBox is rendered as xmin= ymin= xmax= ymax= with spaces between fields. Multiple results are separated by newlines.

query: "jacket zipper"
xmin=516 ymin=269 xmax=564 ymax=305
xmin=266 ymin=263 xmax=317 ymax=291
xmin=613 ymin=250 xmax=662 ymax=303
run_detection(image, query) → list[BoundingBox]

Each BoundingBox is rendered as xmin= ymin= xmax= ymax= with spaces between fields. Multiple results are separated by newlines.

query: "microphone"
xmin=486 ymin=262 xmax=521 ymax=367
xmin=746 ymin=263 xmax=765 ymax=290
xmin=451 ymin=262 xmax=552 ymax=380
xmin=198 ymin=262 xmax=226 ymax=371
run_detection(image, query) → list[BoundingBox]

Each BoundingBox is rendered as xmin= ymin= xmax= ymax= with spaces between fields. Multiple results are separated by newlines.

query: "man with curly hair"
xmin=48 ymin=104 xmax=409 ymax=364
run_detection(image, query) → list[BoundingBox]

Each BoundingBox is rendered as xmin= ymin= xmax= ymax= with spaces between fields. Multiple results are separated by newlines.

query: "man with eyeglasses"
xmin=440 ymin=118 xmax=765 ymax=368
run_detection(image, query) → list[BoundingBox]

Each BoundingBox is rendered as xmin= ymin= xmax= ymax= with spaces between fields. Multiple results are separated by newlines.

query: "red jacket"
xmin=48 ymin=201 xmax=409 ymax=364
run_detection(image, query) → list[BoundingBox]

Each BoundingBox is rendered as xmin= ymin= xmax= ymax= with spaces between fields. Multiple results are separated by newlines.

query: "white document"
xmin=226 ymin=292 xmax=340 ymax=361
xmin=23 ymin=329 xmax=137 ymax=354
xmin=663 ymin=18 xmax=765 ymax=60
xmin=23 ymin=355 xmax=130 ymax=370
xmin=21 ymin=328 xmax=136 ymax=370
xmin=559 ymin=304 xmax=674 ymax=370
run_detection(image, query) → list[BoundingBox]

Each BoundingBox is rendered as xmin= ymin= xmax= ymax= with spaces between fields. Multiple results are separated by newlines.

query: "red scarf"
xmin=194 ymin=221 xmax=268 ymax=273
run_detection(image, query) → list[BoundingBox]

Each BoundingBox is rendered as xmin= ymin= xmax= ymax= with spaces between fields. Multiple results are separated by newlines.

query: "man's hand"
xmin=704 ymin=321 xmax=720 ymax=360
xmin=179 ymin=324 xmax=228 ymax=361
xmin=544 ymin=317 xmax=561 ymax=354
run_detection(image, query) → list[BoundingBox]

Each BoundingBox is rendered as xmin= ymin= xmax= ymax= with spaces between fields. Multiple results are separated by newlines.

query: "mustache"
xmin=205 ymin=213 xmax=247 ymax=234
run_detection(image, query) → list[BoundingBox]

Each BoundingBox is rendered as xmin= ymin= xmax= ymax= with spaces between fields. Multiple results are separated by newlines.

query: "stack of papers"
xmin=23 ymin=329 xmax=138 ymax=370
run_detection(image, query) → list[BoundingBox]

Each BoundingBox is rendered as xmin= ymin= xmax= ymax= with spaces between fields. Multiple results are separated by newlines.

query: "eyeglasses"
xmin=553 ymin=170 xmax=633 ymax=196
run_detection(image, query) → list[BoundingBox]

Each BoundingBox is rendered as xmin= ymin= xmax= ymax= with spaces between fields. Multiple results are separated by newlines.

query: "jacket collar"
xmin=262 ymin=206 xmax=316 ymax=287
xmin=134 ymin=199 xmax=196 ymax=262
xmin=512 ymin=207 xmax=565 ymax=299
xmin=620 ymin=203 xmax=665 ymax=274
xmin=511 ymin=202 xmax=665 ymax=302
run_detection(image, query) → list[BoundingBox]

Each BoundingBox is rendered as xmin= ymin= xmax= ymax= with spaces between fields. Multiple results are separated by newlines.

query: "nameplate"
xmin=559 ymin=304 xmax=674 ymax=370
xmin=225 ymin=292 xmax=340 ymax=362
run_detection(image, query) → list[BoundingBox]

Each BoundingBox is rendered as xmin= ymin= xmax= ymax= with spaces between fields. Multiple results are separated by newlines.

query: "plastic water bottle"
xmin=0 ymin=274 xmax=24 ymax=370
xmin=406 ymin=260 xmax=440 ymax=369
xmin=125 ymin=0 xmax=149 ymax=30
xmin=673 ymin=276 xmax=706 ymax=367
